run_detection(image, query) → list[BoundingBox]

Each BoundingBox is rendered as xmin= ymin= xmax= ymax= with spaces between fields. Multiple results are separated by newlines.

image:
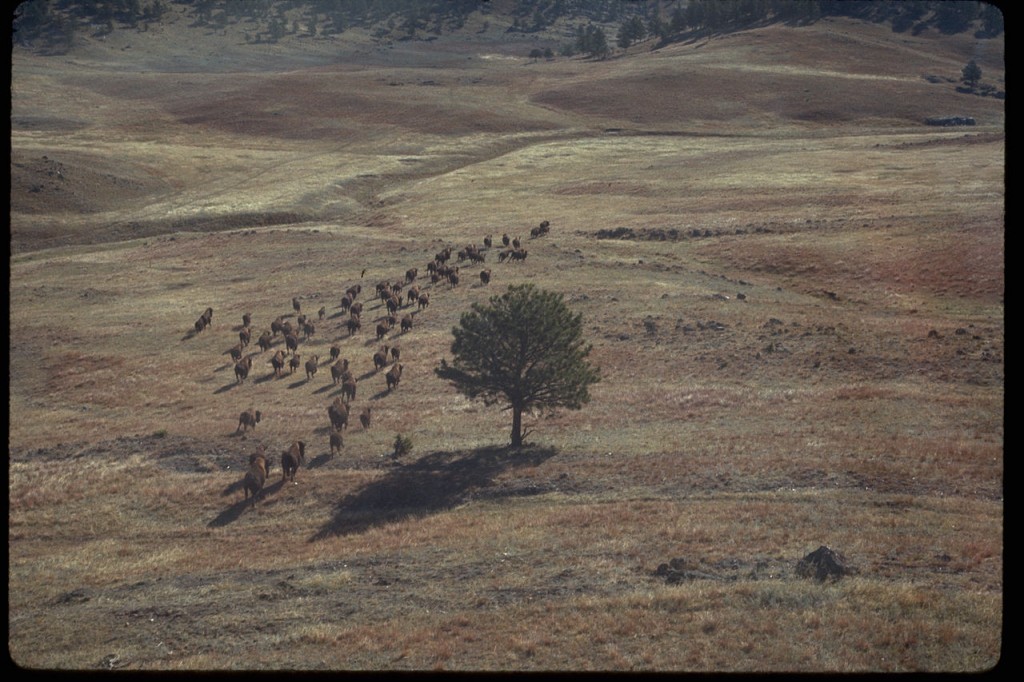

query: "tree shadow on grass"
xmin=310 ymin=445 xmax=557 ymax=540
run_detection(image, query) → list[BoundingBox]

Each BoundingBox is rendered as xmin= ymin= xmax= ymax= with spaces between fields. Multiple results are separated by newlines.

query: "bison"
xmin=242 ymin=312 xmax=252 ymax=328
xmin=318 ymin=306 xmax=326 ymax=320
xmin=237 ymin=408 xmax=262 ymax=433
xmin=270 ymin=350 xmax=287 ymax=378
xmin=390 ymin=347 xmax=401 ymax=363
xmin=386 ymin=363 xmax=403 ymax=392
xmin=401 ymin=314 xmax=414 ymax=333
xmin=359 ymin=406 xmax=372 ymax=430
xmin=305 ymin=355 xmax=320 ymax=380
xmin=373 ymin=347 xmax=390 ymax=371
xmin=480 ymin=269 xmax=492 ymax=285
xmin=405 ymin=267 xmax=418 ymax=283
xmin=330 ymin=344 xmax=341 ymax=362
xmin=418 ymin=293 xmax=430 ymax=310
xmin=330 ymin=359 xmax=348 ymax=385
xmin=341 ymin=377 xmax=357 ymax=403
xmin=289 ymin=353 xmax=302 ymax=375
xmin=284 ymin=333 xmax=300 ymax=355
xmin=347 ymin=316 xmax=362 ymax=336
xmin=234 ymin=356 xmax=253 ymax=384
xmin=271 ymin=317 xmax=285 ymax=336
xmin=329 ymin=429 xmax=344 ymax=457
xmin=243 ymin=454 xmax=268 ymax=507
xmin=239 ymin=327 xmax=251 ymax=348
xmin=281 ymin=441 xmax=306 ymax=483
xmin=328 ymin=398 xmax=349 ymax=431
xmin=229 ymin=343 xmax=244 ymax=363
xmin=292 ymin=297 xmax=301 ymax=314
xmin=258 ymin=331 xmax=273 ymax=353
xmin=376 ymin=321 xmax=390 ymax=341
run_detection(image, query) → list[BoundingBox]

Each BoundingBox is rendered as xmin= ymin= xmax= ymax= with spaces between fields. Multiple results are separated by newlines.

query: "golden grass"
xmin=8 ymin=8 xmax=1002 ymax=673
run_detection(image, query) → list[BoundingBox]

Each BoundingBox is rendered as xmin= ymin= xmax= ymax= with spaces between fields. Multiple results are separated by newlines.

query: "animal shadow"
xmin=208 ymin=479 xmax=285 ymax=527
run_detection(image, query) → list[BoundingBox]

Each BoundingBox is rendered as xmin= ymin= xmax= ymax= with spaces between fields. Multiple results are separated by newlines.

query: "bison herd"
xmin=191 ymin=222 xmax=551 ymax=510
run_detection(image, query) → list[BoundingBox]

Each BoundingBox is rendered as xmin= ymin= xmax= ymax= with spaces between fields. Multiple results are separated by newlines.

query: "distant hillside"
xmin=12 ymin=0 xmax=1004 ymax=58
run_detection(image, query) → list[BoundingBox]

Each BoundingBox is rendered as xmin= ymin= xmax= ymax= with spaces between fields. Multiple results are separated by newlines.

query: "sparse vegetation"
xmin=9 ymin=0 xmax=1002 ymax=673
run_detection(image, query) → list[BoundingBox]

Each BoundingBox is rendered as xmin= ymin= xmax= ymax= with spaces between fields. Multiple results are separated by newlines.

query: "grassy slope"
xmin=9 ymin=6 xmax=1003 ymax=672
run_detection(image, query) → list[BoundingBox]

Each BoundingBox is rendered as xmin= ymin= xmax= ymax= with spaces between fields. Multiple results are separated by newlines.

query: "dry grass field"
xmin=9 ymin=4 xmax=1003 ymax=672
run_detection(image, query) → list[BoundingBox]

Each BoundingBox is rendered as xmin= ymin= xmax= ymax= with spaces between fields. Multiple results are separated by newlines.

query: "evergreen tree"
xmin=436 ymin=284 xmax=600 ymax=448
xmin=961 ymin=59 xmax=982 ymax=87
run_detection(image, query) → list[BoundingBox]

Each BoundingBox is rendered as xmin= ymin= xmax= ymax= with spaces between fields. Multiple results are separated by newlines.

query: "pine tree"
xmin=436 ymin=284 xmax=600 ymax=448
xmin=961 ymin=59 xmax=982 ymax=88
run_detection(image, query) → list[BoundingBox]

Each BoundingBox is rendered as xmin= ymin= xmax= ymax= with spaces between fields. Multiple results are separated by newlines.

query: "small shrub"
xmin=393 ymin=434 xmax=412 ymax=459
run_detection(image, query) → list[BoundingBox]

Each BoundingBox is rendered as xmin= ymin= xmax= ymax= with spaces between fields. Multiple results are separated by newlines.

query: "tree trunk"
xmin=510 ymin=404 xmax=523 ymax=447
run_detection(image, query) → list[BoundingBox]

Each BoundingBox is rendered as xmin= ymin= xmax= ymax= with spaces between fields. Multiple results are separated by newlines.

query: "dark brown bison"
xmin=281 ymin=441 xmax=306 ymax=483
xmin=329 ymin=429 xmax=344 ymax=457
xmin=418 ymin=293 xmax=430 ymax=310
xmin=405 ymin=267 xmax=418 ymax=283
xmin=330 ymin=359 xmax=348 ymax=385
xmin=229 ymin=343 xmax=244 ymax=362
xmin=243 ymin=454 xmax=268 ymax=507
xmin=242 ymin=312 xmax=252 ymax=328
xmin=284 ymin=333 xmax=300 ymax=355
xmin=330 ymin=360 xmax=344 ymax=384
xmin=448 ymin=271 xmax=460 ymax=288
xmin=373 ymin=346 xmax=390 ymax=371
xmin=328 ymin=398 xmax=349 ymax=431
xmin=484 ymin=235 xmax=493 ymax=249
xmin=390 ymin=347 xmax=401 ymax=363
xmin=270 ymin=350 xmax=287 ymax=378
xmin=271 ymin=317 xmax=285 ymax=336
xmin=350 ymin=301 xmax=364 ymax=318
xmin=258 ymin=331 xmax=273 ymax=352
xmin=376 ymin=321 xmax=390 ymax=341
xmin=341 ymin=377 xmax=357 ymax=403
xmin=234 ymin=356 xmax=253 ymax=384
xmin=330 ymin=344 xmax=341 ymax=362
xmin=289 ymin=353 xmax=302 ymax=375
xmin=401 ymin=314 xmax=414 ymax=333
xmin=480 ymin=269 xmax=492 ymax=285
xmin=386 ymin=363 xmax=403 ymax=392
xmin=347 ymin=316 xmax=361 ymax=336
xmin=237 ymin=408 xmax=262 ymax=433
xmin=318 ymin=306 xmax=326 ymax=320
xmin=359 ymin=406 xmax=372 ymax=430
xmin=509 ymin=248 xmax=528 ymax=262
xmin=502 ymin=233 xmax=511 ymax=246
xmin=292 ymin=297 xmax=301 ymax=313
xmin=305 ymin=355 xmax=320 ymax=380
xmin=195 ymin=308 xmax=213 ymax=333
xmin=239 ymin=327 xmax=251 ymax=348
